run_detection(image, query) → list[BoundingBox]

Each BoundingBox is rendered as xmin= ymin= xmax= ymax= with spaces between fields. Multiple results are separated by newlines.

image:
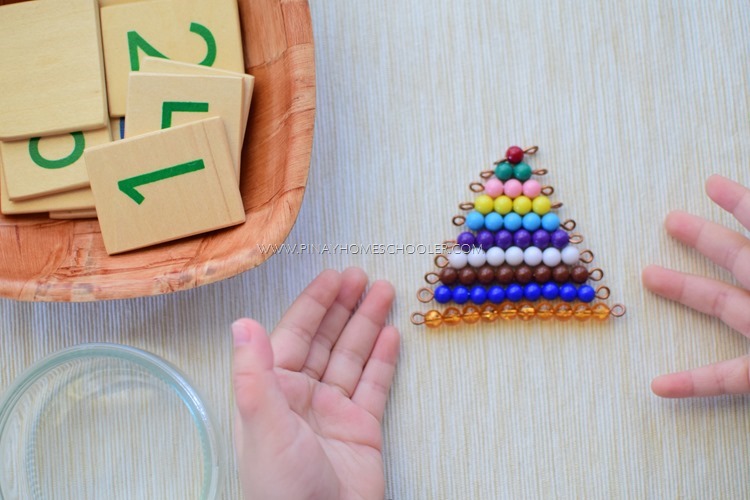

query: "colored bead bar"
xmin=437 ymin=264 xmax=598 ymax=286
xmin=428 ymin=283 xmax=599 ymax=304
xmin=493 ymin=161 xmax=533 ymax=182
xmin=454 ymin=225 xmax=574 ymax=252
xmin=412 ymin=302 xmax=625 ymax=327
xmin=481 ymin=179 xmax=544 ymax=202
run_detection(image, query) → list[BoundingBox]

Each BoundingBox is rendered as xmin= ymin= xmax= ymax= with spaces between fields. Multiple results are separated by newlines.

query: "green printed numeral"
xmin=127 ymin=22 xmax=217 ymax=71
xmin=161 ymin=102 xmax=209 ymax=129
xmin=118 ymin=159 xmax=205 ymax=205
xmin=29 ymin=132 xmax=85 ymax=170
xmin=190 ymin=22 xmax=217 ymax=67
xmin=127 ymin=31 xmax=167 ymax=71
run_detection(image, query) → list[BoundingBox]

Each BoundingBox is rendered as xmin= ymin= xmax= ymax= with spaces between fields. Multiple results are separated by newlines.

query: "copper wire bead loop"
xmin=479 ymin=170 xmax=494 ymax=180
xmin=589 ymin=268 xmax=604 ymax=281
xmin=579 ymin=250 xmax=595 ymax=264
xmin=551 ymin=202 xmax=563 ymax=210
xmin=595 ymin=286 xmax=611 ymax=300
xmin=424 ymin=272 xmax=440 ymax=285
xmin=434 ymin=255 xmax=449 ymax=268
xmin=569 ymin=233 xmax=584 ymax=245
xmin=469 ymin=182 xmax=485 ymax=193
xmin=562 ymin=219 xmax=577 ymax=231
xmin=610 ymin=304 xmax=627 ymax=317
xmin=459 ymin=202 xmax=474 ymax=211
xmin=532 ymin=169 xmax=548 ymax=176
xmin=410 ymin=312 xmax=426 ymax=325
xmin=417 ymin=287 xmax=434 ymax=303
xmin=452 ymin=215 xmax=466 ymax=226
xmin=541 ymin=186 xmax=555 ymax=196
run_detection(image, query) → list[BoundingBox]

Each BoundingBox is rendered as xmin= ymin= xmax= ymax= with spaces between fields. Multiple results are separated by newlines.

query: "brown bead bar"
xmin=436 ymin=264 xmax=596 ymax=287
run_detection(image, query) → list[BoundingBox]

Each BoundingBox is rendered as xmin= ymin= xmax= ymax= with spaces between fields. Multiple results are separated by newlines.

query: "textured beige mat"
xmin=2 ymin=0 xmax=749 ymax=498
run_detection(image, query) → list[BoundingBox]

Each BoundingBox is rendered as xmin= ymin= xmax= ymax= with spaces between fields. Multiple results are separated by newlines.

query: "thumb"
xmin=232 ymin=319 xmax=296 ymax=442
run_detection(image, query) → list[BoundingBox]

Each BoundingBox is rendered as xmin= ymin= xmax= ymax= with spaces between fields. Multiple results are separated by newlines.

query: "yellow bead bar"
xmin=411 ymin=302 xmax=625 ymax=327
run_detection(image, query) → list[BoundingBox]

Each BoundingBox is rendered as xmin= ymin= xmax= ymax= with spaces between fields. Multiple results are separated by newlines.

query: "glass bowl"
xmin=0 ymin=344 xmax=224 ymax=499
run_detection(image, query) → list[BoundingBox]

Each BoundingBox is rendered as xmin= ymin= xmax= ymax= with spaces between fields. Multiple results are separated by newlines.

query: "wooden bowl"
xmin=0 ymin=0 xmax=315 ymax=301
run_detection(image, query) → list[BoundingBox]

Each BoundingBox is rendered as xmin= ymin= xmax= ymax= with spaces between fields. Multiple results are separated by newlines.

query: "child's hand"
xmin=231 ymin=268 xmax=400 ymax=500
xmin=643 ymin=175 xmax=750 ymax=398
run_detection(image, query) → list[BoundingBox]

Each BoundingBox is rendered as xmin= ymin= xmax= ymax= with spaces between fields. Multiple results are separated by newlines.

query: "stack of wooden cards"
xmin=0 ymin=0 xmax=253 ymax=255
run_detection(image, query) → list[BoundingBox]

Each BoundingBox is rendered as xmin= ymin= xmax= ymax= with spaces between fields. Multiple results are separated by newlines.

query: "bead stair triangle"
xmin=411 ymin=146 xmax=625 ymax=328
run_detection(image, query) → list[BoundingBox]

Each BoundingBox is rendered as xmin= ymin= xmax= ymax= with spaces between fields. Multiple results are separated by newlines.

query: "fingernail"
xmin=232 ymin=321 xmax=252 ymax=347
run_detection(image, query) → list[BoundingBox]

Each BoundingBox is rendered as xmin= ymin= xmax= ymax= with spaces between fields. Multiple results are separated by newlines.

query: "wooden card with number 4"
xmin=85 ymin=117 xmax=245 ymax=255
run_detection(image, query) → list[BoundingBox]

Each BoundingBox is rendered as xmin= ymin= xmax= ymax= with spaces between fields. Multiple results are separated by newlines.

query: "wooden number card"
xmin=0 ymin=0 xmax=109 ymax=140
xmin=140 ymin=57 xmax=254 ymax=142
xmin=0 ymin=165 xmax=95 ymax=215
xmin=1 ymin=126 xmax=111 ymax=201
xmin=125 ymin=73 xmax=245 ymax=178
xmin=85 ymin=117 xmax=245 ymax=254
xmin=100 ymin=0 xmax=245 ymax=116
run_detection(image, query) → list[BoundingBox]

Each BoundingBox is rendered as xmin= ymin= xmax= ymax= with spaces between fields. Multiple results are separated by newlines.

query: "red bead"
xmin=506 ymin=146 xmax=524 ymax=165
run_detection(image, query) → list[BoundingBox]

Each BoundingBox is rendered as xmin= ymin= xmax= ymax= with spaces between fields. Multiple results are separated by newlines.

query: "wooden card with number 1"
xmin=85 ymin=117 xmax=245 ymax=254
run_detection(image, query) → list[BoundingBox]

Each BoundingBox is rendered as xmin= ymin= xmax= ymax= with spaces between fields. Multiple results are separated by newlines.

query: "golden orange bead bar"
xmin=411 ymin=302 xmax=625 ymax=327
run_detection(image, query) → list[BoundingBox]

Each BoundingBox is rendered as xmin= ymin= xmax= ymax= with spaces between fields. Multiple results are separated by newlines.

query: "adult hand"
xmin=643 ymin=175 xmax=750 ymax=398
